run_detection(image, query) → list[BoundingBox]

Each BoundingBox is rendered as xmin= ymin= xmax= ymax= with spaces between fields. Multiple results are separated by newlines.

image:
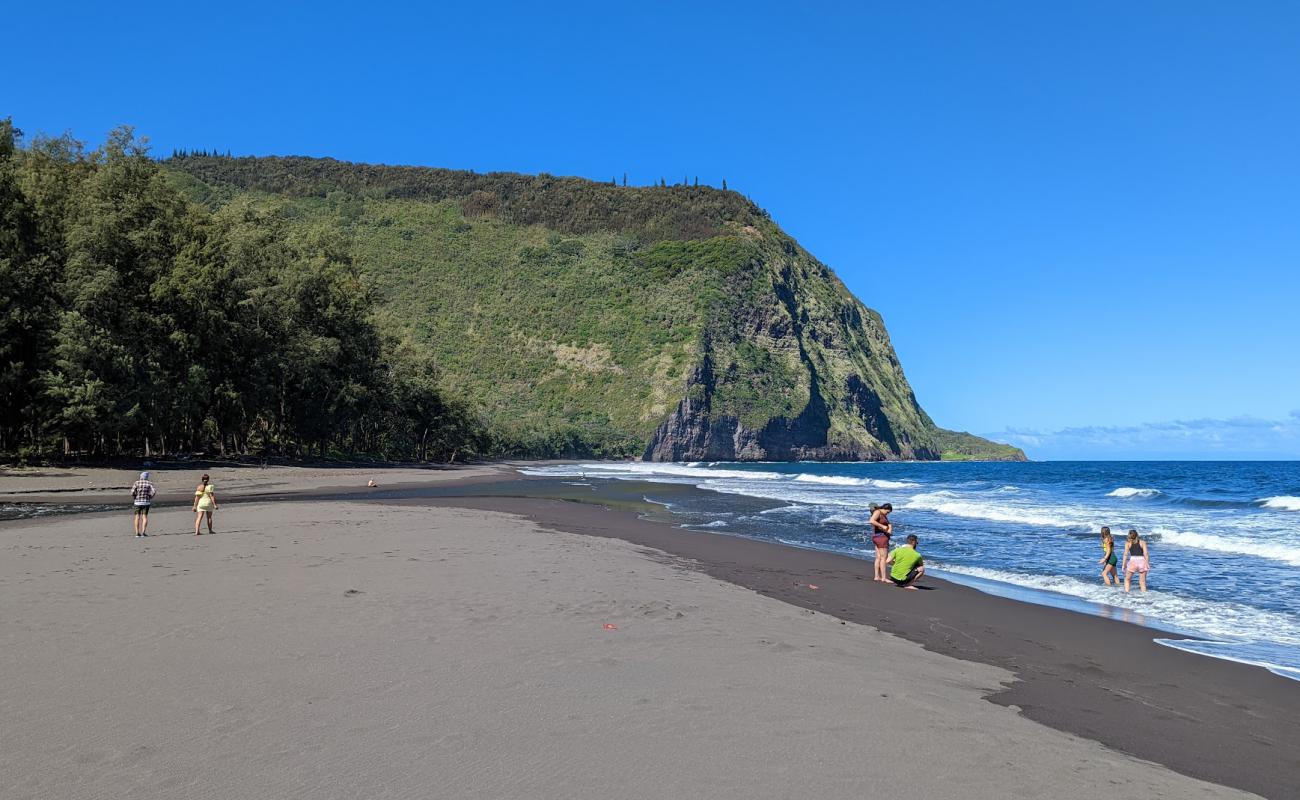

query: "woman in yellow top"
xmin=1097 ymin=526 xmax=1118 ymax=587
xmin=192 ymin=473 xmax=219 ymax=535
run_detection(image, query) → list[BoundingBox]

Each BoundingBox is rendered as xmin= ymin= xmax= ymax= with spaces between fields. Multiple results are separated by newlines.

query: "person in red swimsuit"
xmin=869 ymin=503 xmax=894 ymax=582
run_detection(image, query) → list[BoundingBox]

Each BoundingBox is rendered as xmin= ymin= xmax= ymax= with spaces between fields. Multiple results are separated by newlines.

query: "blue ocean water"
xmin=521 ymin=461 xmax=1300 ymax=681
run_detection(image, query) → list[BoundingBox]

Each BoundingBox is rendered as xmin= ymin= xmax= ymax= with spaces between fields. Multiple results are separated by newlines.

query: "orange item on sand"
xmin=603 ymin=623 xmax=618 ymax=630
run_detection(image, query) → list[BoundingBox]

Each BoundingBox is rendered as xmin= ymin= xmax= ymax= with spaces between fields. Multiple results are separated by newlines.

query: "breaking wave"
xmin=1108 ymin=487 xmax=1162 ymax=499
xmin=1259 ymin=495 xmax=1300 ymax=512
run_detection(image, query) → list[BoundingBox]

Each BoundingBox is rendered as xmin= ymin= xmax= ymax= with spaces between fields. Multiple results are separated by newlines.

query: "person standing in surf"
xmin=1122 ymin=529 xmax=1150 ymax=593
xmin=1098 ymin=526 xmax=1119 ymax=586
xmin=869 ymin=503 xmax=894 ymax=582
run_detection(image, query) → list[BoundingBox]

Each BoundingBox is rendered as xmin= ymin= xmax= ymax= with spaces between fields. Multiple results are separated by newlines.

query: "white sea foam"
xmin=518 ymin=462 xmax=783 ymax=482
xmin=1154 ymin=639 xmax=1300 ymax=682
xmin=706 ymin=482 xmax=867 ymax=508
xmin=792 ymin=473 xmax=919 ymax=489
xmin=758 ymin=504 xmax=806 ymax=515
xmin=873 ymin=479 xmax=919 ymax=489
xmin=1259 ymin=495 xmax=1300 ymax=512
xmin=936 ymin=564 xmax=1300 ymax=645
xmin=520 ymin=463 xmax=926 ymax=493
xmin=794 ymin=473 xmax=864 ymax=486
xmin=691 ymin=520 xmax=729 ymax=528
xmin=820 ymin=513 xmax=865 ymax=525
xmin=1107 ymin=487 xmax=1162 ymax=499
xmin=1150 ymin=527 xmax=1300 ymax=567
xmin=903 ymin=491 xmax=1090 ymax=528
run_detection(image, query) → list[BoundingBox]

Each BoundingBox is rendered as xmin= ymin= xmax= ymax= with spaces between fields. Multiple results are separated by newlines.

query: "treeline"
xmin=0 ymin=120 xmax=485 ymax=462
xmin=167 ymin=154 xmax=765 ymax=242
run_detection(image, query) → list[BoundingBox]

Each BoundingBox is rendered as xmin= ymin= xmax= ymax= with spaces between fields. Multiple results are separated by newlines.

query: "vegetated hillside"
xmin=165 ymin=155 xmax=1024 ymax=462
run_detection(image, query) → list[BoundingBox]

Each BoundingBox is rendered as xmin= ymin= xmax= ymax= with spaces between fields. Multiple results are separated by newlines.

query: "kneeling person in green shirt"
xmin=887 ymin=534 xmax=925 ymax=589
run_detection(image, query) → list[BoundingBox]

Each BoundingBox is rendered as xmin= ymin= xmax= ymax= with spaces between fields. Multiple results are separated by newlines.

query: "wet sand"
xmin=390 ymin=477 xmax=1300 ymax=799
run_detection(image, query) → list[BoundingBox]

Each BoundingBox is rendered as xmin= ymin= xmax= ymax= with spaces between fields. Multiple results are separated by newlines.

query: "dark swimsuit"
xmin=870 ymin=515 xmax=891 ymax=548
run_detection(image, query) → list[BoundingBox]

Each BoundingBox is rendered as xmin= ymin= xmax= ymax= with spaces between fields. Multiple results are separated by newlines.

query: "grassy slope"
xmin=163 ymin=157 xmax=1024 ymax=461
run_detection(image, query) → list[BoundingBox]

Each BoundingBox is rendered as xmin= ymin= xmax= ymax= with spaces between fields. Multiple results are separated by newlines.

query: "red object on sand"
xmin=603 ymin=623 xmax=618 ymax=630
xmin=808 ymin=584 xmax=819 ymax=590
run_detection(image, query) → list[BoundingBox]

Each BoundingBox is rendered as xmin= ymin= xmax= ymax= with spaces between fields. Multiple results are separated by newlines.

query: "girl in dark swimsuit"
xmin=1097 ymin=526 xmax=1118 ymax=586
xmin=869 ymin=503 xmax=893 ymax=582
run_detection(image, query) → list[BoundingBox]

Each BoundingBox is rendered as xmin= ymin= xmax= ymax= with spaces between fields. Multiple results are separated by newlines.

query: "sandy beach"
xmin=0 ymin=462 xmax=505 ymax=510
xmin=0 ymin=467 xmax=1283 ymax=798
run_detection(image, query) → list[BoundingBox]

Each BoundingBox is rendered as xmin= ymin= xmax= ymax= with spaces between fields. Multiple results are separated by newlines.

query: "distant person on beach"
xmin=887 ymin=534 xmax=925 ymax=589
xmin=869 ymin=503 xmax=894 ymax=582
xmin=131 ymin=471 xmax=156 ymax=538
xmin=1122 ymin=529 xmax=1150 ymax=593
xmin=192 ymin=474 xmax=218 ymax=535
xmin=1098 ymin=526 xmax=1119 ymax=586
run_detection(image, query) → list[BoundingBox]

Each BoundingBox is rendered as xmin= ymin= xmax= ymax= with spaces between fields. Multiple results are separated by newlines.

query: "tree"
xmin=44 ymin=127 xmax=189 ymax=455
xmin=722 ymin=178 xmax=728 ymax=190
xmin=0 ymin=119 xmax=52 ymax=453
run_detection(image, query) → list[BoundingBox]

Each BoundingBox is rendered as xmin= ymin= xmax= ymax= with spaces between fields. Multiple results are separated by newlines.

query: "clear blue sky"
xmin=8 ymin=1 xmax=1299 ymax=458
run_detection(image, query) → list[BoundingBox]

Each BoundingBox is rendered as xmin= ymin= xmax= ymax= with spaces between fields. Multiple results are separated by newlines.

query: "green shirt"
xmin=889 ymin=545 xmax=923 ymax=580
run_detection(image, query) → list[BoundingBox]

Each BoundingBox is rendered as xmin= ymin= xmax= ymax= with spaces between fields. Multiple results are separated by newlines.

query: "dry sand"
xmin=0 ymin=463 xmax=504 ymax=509
xmin=0 ymin=497 xmax=1256 ymax=799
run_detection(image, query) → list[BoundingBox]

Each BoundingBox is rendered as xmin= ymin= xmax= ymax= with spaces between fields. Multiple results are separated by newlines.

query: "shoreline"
xmin=4 ymin=465 xmax=1297 ymax=796
xmin=4 ymin=496 xmax=1255 ymax=799
xmin=372 ymin=477 xmax=1298 ymax=799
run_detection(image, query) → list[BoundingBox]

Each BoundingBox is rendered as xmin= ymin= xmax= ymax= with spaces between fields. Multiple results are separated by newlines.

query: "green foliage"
xmin=0 ymin=118 xmax=59 ymax=453
xmin=0 ymin=125 xmax=485 ymax=461
xmin=3 ymin=124 xmax=1025 ymax=462
xmin=160 ymin=154 xmax=1022 ymax=461
xmin=933 ymin=430 xmax=1026 ymax=462
xmin=165 ymin=154 xmax=765 ymax=242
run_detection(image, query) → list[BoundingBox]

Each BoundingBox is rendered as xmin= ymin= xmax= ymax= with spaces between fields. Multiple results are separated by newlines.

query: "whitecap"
xmin=903 ymin=492 xmax=1088 ymax=528
xmin=1150 ymin=527 xmax=1300 ymax=567
xmin=793 ymin=473 xmax=918 ymax=489
xmin=519 ymin=462 xmax=783 ymax=482
xmin=1258 ymin=495 xmax=1300 ymax=512
xmin=795 ymin=473 xmax=868 ymax=486
xmin=1108 ymin=487 xmax=1162 ymax=499
xmin=872 ymin=479 xmax=920 ymax=489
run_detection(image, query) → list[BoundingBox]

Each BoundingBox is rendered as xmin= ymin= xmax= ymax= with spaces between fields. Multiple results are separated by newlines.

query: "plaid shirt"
xmin=131 ymin=480 xmax=156 ymax=505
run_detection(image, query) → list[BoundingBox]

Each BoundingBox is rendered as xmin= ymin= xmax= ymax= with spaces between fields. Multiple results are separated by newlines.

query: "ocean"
xmin=520 ymin=460 xmax=1300 ymax=681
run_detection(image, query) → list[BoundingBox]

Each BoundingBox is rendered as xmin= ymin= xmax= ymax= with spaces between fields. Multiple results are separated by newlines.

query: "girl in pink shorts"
xmin=1122 ymin=529 xmax=1151 ymax=593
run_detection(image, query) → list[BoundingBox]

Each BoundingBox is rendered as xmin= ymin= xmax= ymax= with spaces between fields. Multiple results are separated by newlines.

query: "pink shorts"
xmin=1126 ymin=557 xmax=1149 ymax=574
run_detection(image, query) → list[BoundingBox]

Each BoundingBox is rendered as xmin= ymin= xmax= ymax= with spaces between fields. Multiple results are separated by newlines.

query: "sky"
xmin=7 ymin=1 xmax=1299 ymax=458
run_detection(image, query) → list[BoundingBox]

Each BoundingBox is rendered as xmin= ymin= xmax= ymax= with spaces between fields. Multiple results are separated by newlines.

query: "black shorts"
xmin=133 ymin=505 xmax=150 ymax=516
xmin=890 ymin=567 xmax=920 ymax=587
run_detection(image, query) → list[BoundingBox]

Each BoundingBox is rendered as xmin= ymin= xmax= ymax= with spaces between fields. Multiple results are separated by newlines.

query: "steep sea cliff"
xmin=167 ymin=156 xmax=1022 ymax=461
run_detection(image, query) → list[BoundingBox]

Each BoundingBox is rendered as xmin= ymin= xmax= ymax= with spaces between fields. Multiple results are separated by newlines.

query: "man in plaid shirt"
xmin=131 ymin=471 xmax=157 ymax=537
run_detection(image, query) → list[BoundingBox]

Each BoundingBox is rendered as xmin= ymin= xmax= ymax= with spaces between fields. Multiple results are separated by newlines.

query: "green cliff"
xmin=165 ymin=155 xmax=1023 ymax=462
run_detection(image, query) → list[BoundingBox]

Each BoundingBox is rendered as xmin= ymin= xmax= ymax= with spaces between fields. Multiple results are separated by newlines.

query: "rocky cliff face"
xmin=644 ymin=227 xmax=1022 ymax=462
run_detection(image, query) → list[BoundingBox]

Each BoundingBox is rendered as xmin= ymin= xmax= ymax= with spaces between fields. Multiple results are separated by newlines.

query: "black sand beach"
xmin=3 ymin=465 xmax=1296 ymax=797
xmin=385 ymin=474 xmax=1300 ymax=799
